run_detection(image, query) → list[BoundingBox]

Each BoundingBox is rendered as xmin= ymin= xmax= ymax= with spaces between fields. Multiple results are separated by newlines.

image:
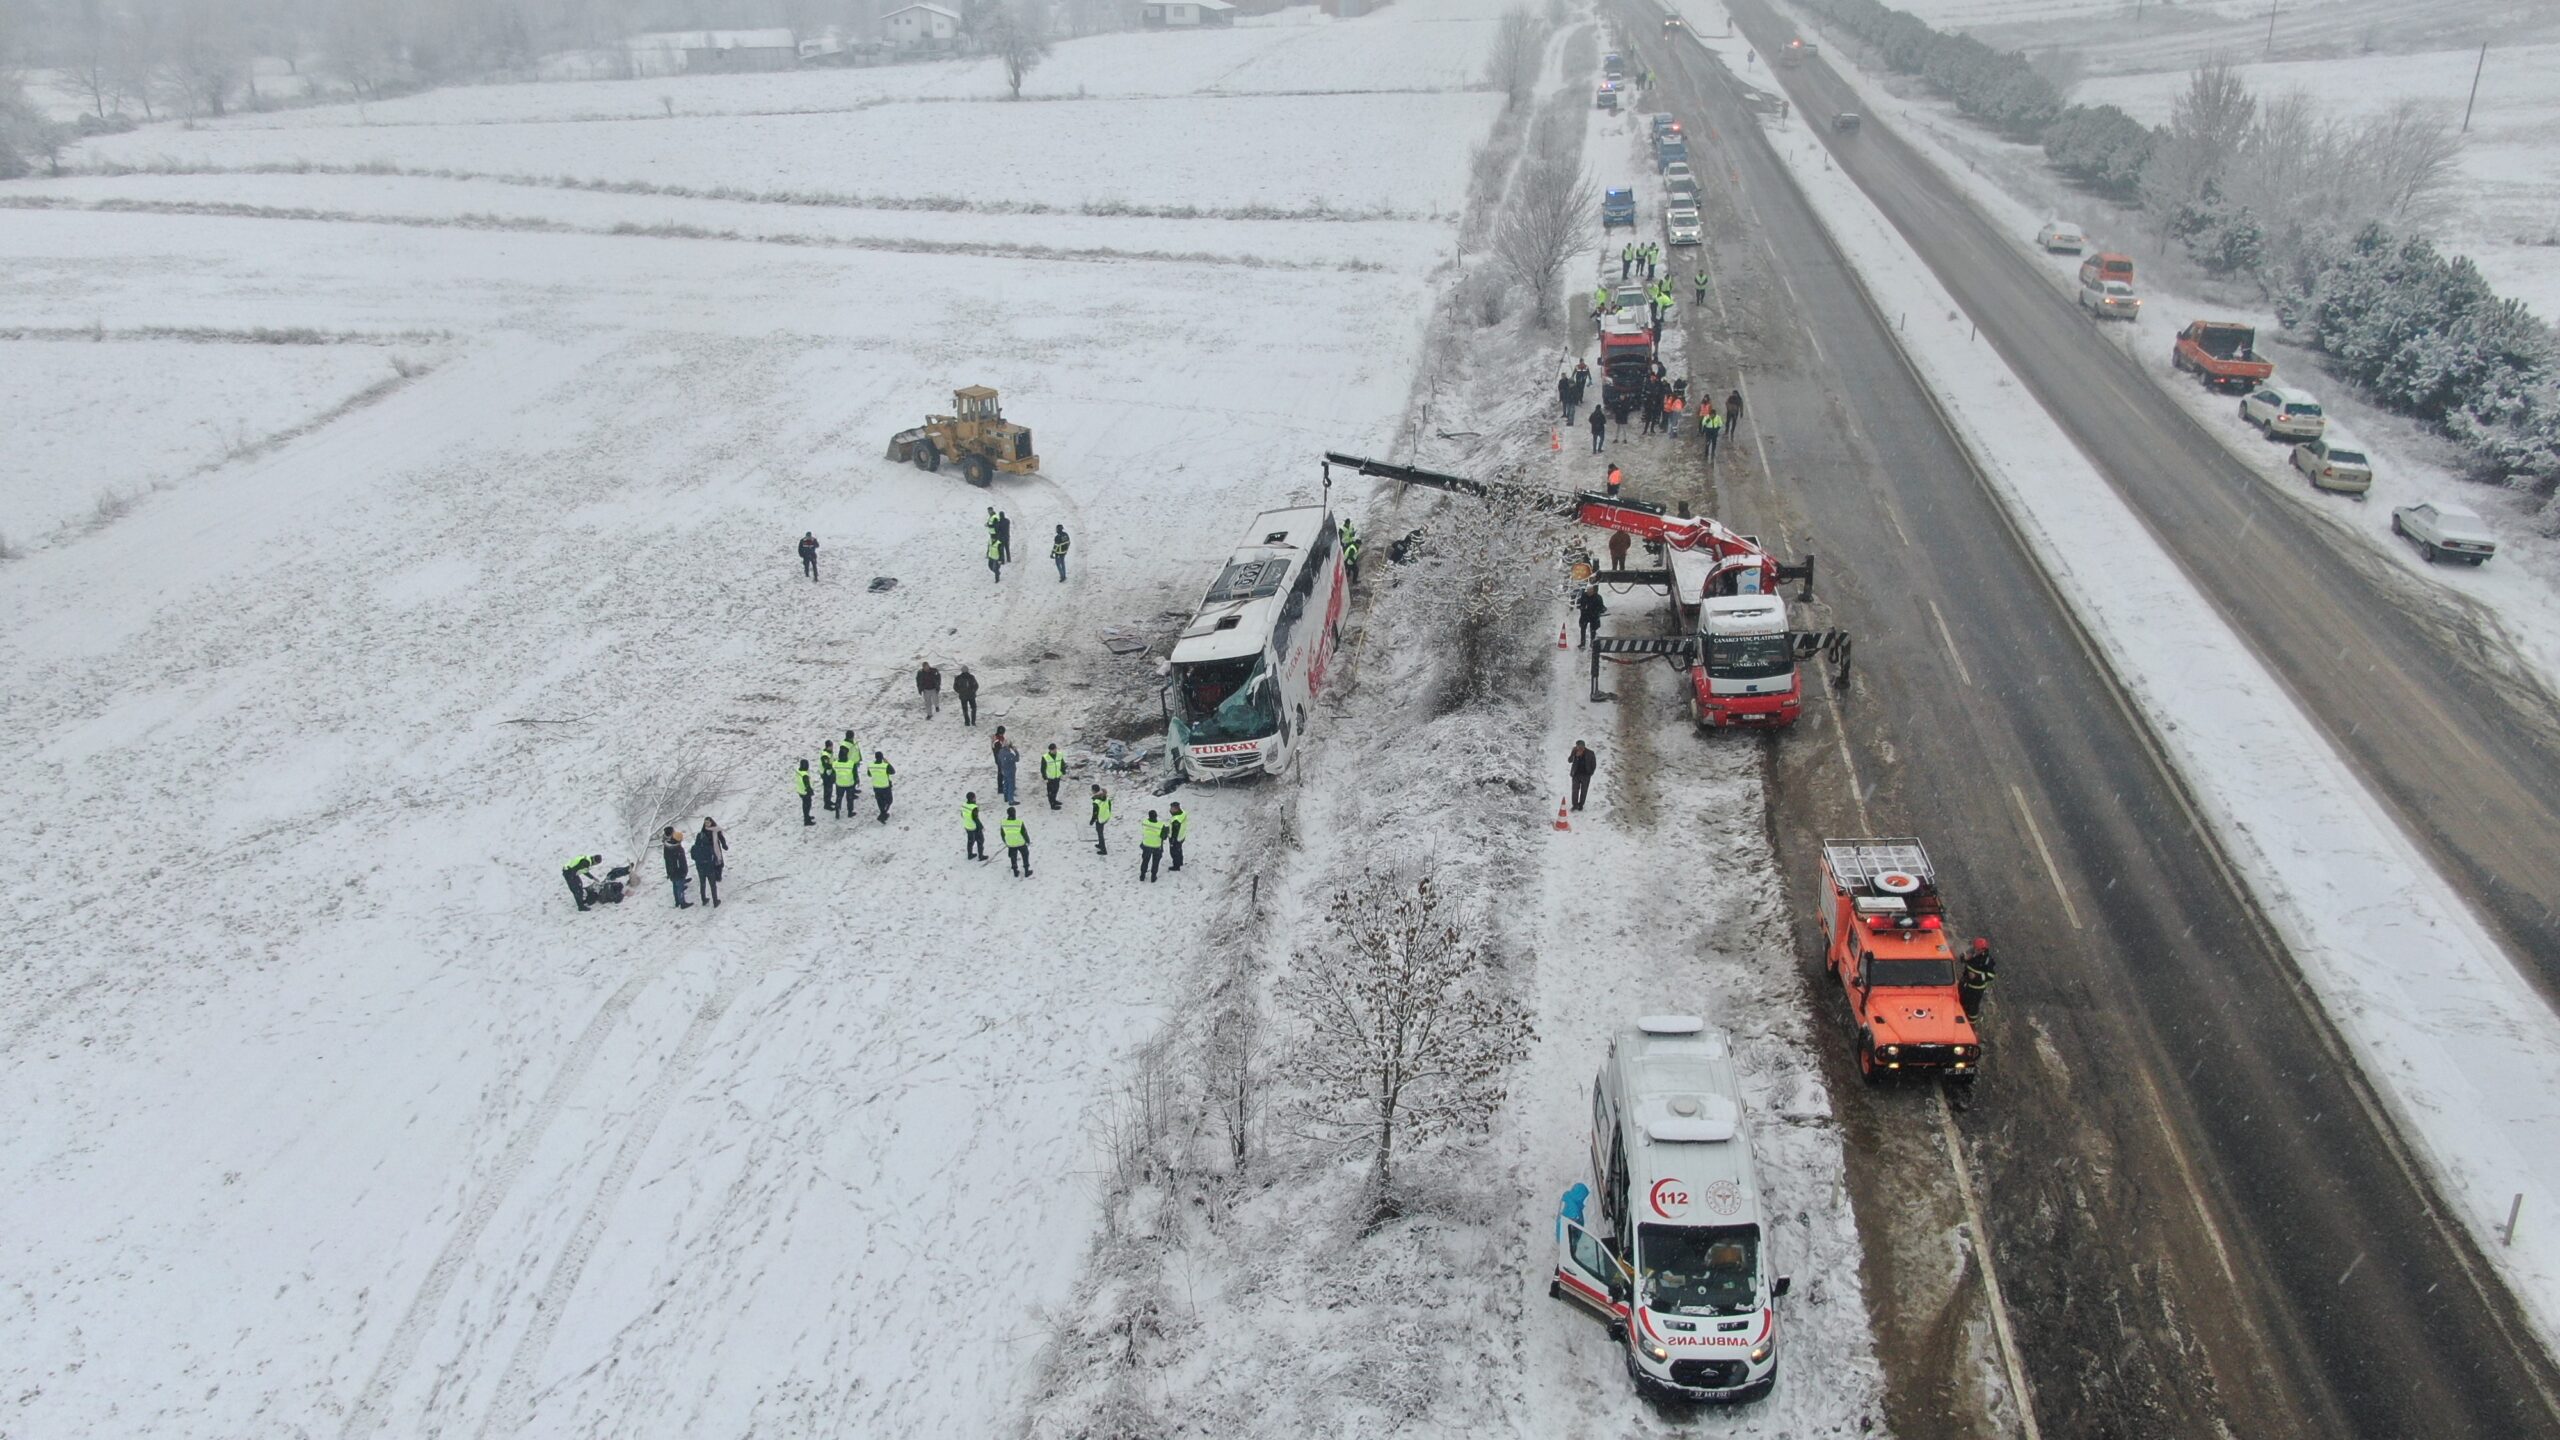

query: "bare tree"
xmin=982 ymin=0 xmax=1049 ymax=98
xmin=0 ymin=77 xmax=49 ymax=180
xmin=110 ymin=1 xmax=165 ymax=120
xmin=164 ymin=0 xmax=251 ymax=116
xmin=1495 ymin=150 xmax=1599 ymax=327
xmin=2140 ymin=56 xmax=2255 ymax=235
xmin=1484 ymin=6 xmax=1543 ymax=109
xmin=1278 ymin=873 xmax=1532 ymax=1218
xmin=2356 ymin=98 xmax=2463 ymax=222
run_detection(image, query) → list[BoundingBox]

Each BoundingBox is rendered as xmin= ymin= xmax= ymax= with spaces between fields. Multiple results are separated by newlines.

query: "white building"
xmin=624 ymin=30 xmax=800 ymax=77
xmin=1142 ymin=0 xmax=1238 ymax=25
xmin=882 ymin=4 xmax=962 ymax=48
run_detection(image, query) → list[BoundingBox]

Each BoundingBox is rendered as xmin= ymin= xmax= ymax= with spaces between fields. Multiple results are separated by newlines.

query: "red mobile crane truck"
xmin=1318 ymin=455 xmax=1849 ymax=729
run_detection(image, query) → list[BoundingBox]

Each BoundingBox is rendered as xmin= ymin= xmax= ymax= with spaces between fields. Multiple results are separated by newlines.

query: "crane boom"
xmin=1321 ymin=452 xmax=1813 ymax=598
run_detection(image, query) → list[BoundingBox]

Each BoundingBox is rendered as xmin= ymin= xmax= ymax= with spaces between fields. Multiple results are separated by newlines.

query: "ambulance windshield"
xmin=1637 ymin=1223 xmax=1761 ymax=1315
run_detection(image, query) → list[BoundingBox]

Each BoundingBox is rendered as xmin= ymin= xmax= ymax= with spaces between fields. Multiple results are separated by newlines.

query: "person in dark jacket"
xmin=1568 ymin=741 xmax=1598 ymax=810
xmin=1575 ymin=585 xmax=1607 ymax=648
xmin=916 ymin=661 xmax=942 ymax=719
xmin=1587 ymin=402 xmax=1607 ymax=455
xmin=797 ymin=532 xmax=819 ymax=581
xmin=1051 ymin=525 xmax=1071 ymax=582
xmin=1725 ymin=388 xmax=1744 ymax=429
xmin=1571 ymin=358 xmax=1591 ymax=406
xmin=690 ymin=819 xmax=728 ymax=907
xmin=1556 ymin=370 xmax=1575 ymax=422
xmin=1610 ymin=393 xmax=1632 ymax=442
xmin=1961 ymin=938 xmax=1997 ymax=1018
xmin=563 ymin=853 xmax=601 ymax=910
xmin=993 ymin=510 xmax=1013 ymax=563
xmin=661 ymin=826 xmax=691 ymax=908
xmin=953 ymin=666 xmax=980 ymax=726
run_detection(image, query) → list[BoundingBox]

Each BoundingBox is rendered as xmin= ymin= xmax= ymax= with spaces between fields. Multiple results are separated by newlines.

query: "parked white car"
xmin=2035 ymin=219 xmax=2086 ymax=253
xmin=2391 ymin=502 xmax=2498 ymax=565
xmin=1661 ymin=161 xmax=1695 ymax=188
xmin=1667 ymin=175 xmax=1700 ymax=206
xmin=2290 ymin=437 xmax=2372 ymax=496
xmin=2240 ymin=385 xmax=2326 ymax=441
xmin=1667 ymin=208 xmax=1703 ymax=245
xmin=2077 ymin=277 xmax=2140 ymax=320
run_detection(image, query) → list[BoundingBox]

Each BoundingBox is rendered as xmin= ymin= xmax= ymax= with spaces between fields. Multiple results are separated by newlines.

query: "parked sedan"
xmin=2035 ymin=218 xmax=2086 ymax=253
xmin=2290 ymin=437 xmax=2372 ymax=495
xmin=1667 ymin=207 xmax=1703 ymax=245
xmin=2391 ymin=502 xmax=2498 ymax=565
xmin=2240 ymin=385 xmax=2325 ymax=440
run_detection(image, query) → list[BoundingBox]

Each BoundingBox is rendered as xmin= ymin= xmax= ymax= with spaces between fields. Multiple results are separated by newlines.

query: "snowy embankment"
xmin=1763 ymin=5 xmax=2560 ymax=695
xmin=0 ymin=6 xmax=1516 ymax=1437
xmin=1669 ymin=9 xmax=2560 ymax=1353
xmin=1025 ymin=23 xmax=1885 ymax=1437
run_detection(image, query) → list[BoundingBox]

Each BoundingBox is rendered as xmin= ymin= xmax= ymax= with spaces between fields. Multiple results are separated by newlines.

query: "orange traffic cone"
xmin=1558 ymin=620 xmax=1571 ymax=650
xmin=1554 ymin=796 xmax=1573 ymax=832
xmin=1550 ymin=427 xmax=1562 ymax=452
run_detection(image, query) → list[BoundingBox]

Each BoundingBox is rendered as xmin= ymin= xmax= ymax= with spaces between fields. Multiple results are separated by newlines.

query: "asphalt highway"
xmin=1607 ymin=7 xmax=2560 ymax=1436
xmin=1732 ymin=0 xmax=2560 ymax=1006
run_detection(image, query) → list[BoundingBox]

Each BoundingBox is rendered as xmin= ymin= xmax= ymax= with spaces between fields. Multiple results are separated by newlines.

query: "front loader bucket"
xmin=886 ymin=428 xmax=924 ymax=462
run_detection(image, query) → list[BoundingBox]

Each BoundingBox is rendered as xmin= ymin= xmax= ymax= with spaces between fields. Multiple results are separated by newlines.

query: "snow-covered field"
xmin=0 ymin=337 xmax=417 ymax=547
xmin=0 ymin=9 xmax=1525 ymax=1437
xmin=1683 ymin=10 xmax=2560 ymax=1353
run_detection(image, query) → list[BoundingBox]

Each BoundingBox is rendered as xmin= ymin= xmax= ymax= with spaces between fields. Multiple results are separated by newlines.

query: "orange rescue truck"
xmin=1817 ymin=839 xmax=1982 ymax=1085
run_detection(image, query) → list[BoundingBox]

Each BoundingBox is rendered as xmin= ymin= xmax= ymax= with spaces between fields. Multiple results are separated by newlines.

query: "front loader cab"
xmin=953 ymin=385 xmax=1003 ymax=425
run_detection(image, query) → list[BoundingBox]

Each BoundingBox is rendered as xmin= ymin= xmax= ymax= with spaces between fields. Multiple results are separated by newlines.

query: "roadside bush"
xmin=1801 ymin=0 xmax=2059 ymax=138
xmin=2041 ymin=103 xmax=2152 ymax=198
xmin=2280 ymin=224 xmax=2560 ymax=505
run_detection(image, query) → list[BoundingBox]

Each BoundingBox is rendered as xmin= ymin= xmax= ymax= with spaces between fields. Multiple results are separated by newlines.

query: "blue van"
xmin=1602 ymin=189 xmax=1636 ymax=229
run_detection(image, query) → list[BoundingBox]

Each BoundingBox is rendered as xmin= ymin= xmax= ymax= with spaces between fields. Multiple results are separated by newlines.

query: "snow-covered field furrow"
xmin=75 ymin=89 xmax=1501 ymax=217
xmin=5 ymin=172 xmax=1454 ymax=273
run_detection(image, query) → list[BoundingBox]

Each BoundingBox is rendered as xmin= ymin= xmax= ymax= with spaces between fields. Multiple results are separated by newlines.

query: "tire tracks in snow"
xmin=339 ymin=947 xmax=687 ymax=1439
xmin=471 ymin=940 xmax=784 ymax=1439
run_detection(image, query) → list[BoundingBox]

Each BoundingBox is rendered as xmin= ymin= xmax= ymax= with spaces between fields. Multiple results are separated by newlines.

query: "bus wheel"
xmin=1687 ymin=683 xmax=1706 ymax=728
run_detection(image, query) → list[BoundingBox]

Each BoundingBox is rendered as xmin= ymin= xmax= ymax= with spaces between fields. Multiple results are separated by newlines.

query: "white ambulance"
xmin=1551 ymin=1015 xmax=1788 ymax=1403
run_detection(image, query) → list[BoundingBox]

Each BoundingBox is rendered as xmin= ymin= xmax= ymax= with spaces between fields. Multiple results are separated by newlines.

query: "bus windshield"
xmin=1707 ymin=632 xmax=1795 ymax=679
xmin=1637 ymin=1223 xmax=1761 ymax=1316
xmin=1177 ymin=656 xmax=1279 ymax=743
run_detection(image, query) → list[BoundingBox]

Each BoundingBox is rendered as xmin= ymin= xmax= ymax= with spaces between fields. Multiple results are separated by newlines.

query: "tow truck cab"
xmin=1667 ymin=547 xmax=1801 ymax=728
xmin=1554 ymin=1016 xmax=1787 ymax=1404
xmin=1818 ymin=840 xmax=1981 ymax=1083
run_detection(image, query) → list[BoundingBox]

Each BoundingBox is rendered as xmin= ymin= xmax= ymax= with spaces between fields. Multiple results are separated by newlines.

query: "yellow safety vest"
xmin=1140 ymin=818 xmax=1167 ymax=847
xmin=961 ymin=801 xmax=980 ymax=831
xmin=1042 ymin=752 xmax=1065 ymax=779
xmin=866 ymin=759 xmax=891 ymax=788
xmin=1000 ymin=818 xmax=1028 ymax=846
